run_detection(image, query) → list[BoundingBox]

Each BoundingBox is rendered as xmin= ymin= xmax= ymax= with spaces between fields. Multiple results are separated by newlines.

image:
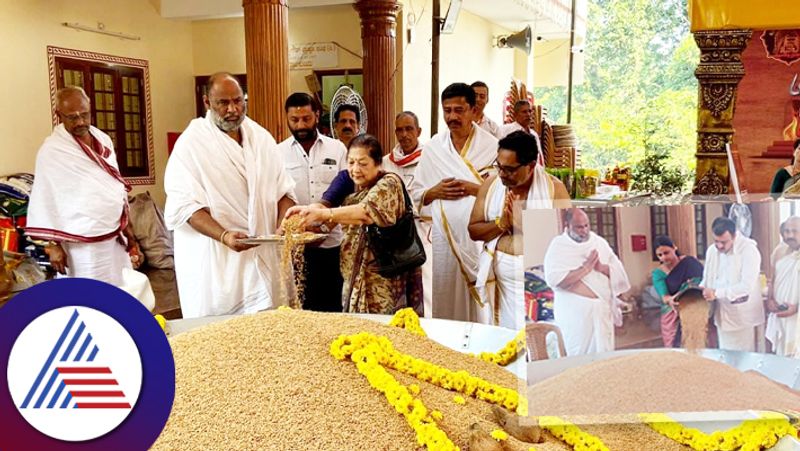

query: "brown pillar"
xmin=243 ymin=0 xmax=289 ymax=141
xmin=666 ymin=205 xmax=697 ymax=257
xmin=353 ymin=0 xmax=400 ymax=153
xmin=692 ymin=30 xmax=751 ymax=195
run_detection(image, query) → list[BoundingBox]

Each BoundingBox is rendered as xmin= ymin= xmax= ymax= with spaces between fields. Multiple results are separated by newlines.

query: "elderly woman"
xmin=652 ymin=235 xmax=704 ymax=348
xmin=770 ymin=139 xmax=800 ymax=196
xmin=288 ymin=134 xmax=423 ymax=315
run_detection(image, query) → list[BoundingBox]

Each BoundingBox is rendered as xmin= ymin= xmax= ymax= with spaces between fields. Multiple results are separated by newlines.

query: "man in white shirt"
xmin=471 ymin=81 xmax=502 ymax=138
xmin=278 ymin=92 xmax=348 ymax=312
xmin=765 ymin=216 xmax=800 ymax=356
xmin=701 ymin=216 xmax=765 ymax=352
xmin=383 ymin=111 xmax=432 ymax=317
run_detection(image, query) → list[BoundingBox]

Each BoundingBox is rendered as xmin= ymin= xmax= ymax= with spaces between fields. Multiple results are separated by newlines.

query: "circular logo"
xmin=0 ymin=278 xmax=175 ymax=451
xmin=8 ymin=306 xmax=143 ymax=441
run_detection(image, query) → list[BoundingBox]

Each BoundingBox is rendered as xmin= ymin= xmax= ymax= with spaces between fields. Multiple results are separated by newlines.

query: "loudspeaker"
xmin=498 ymin=25 xmax=532 ymax=55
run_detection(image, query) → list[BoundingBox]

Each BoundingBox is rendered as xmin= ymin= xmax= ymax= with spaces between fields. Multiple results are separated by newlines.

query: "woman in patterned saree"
xmin=289 ymin=134 xmax=423 ymax=314
xmin=652 ymin=235 xmax=704 ymax=348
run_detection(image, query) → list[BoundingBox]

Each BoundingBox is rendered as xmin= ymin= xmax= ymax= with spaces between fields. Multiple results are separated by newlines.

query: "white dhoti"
xmin=62 ymin=239 xmax=131 ymax=286
xmin=554 ymin=290 xmax=615 ymax=356
xmin=495 ymin=251 xmax=524 ymax=330
xmin=766 ymin=250 xmax=800 ymax=356
xmin=718 ymin=327 xmax=757 ymax=353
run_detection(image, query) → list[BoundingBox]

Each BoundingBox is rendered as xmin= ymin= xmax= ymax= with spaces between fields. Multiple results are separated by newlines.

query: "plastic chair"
xmin=525 ymin=322 xmax=567 ymax=361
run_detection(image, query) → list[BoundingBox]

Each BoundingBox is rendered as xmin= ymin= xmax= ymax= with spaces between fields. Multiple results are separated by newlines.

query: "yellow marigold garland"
xmin=475 ymin=329 xmax=526 ymax=366
xmin=639 ymin=412 xmax=798 ymax=451
xmin=539 ymin=416 xmax=610 ymax=451
xmin=389 ymin=308 xmax=427 ymax=336
xmin=491 ymin=429 xmax=509 ymax=441
xmin=331 ymin=332 xmax=524 ymax=450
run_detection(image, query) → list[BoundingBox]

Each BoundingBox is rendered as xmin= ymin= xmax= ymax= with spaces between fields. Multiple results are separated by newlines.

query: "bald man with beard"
xmin=543 ymin=209 xmax=631 ymax=355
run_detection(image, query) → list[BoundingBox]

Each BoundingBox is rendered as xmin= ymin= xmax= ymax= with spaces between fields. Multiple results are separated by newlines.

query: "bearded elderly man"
xmin=469 ymin=131 xmax=570 ymax=330
xmin=543 ymin=208 xmax=631 ymax=355
xmin=164 ymin=73 xmax=296 ymax=318
xmin=27 ymin=86 xmax=143 ymax=287
xmin=410 ymin=82 xmax=499 ymax=323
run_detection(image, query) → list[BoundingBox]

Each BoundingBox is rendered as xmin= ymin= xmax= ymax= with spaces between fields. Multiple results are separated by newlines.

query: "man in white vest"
xmin=410 ymin=82 xmax=498 ymax=322
xmin=701 ymin=216 xmax=765 ymax=352
xmin=164 ymin=73 xmax=296 ymax=318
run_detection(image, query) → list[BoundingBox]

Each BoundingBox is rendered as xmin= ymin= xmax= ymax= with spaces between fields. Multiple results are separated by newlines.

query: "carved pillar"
xmin=243 ymin=0 xmax=289 ymax=141
xmin=353 ymin=0 xmax=400 ymax=153
xmin=692 ymin=30 xmax=751 ymax=195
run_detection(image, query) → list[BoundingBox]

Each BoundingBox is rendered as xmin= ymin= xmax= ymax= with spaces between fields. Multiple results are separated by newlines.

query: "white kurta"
xmin=701 ymin=236 xmax=764 ymax=335
xmin=27 ymin=125 xmax=131 ymax=287
xmin=543 ymin=231 xmax=631 ymax=356
xmin=766 ymin=250 xmax=800 ymax=356
xmin=475 ymin=167 xmax=554 ymax=328
xmin=164 ymin=113 xmax=295 ymax=318
xmin=410 ymin=125 xmax=498 ymax=322
xmin=383 ymin=144 xmax=433 ymax=317
xmin=476 ymin=116 xmax=502 ymax=138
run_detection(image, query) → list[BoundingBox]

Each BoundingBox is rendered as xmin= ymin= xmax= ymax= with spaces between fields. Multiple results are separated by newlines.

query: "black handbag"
xmin=365 ymin=173 xmax=426 ymax=278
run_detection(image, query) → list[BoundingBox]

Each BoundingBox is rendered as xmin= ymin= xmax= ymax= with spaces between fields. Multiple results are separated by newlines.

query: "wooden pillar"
xmin=666 ymin=205 xmax=697 ymax=257
xmin=692 ymin=30 xmax=751 ymax=195
xmin=243 ymin=0 xmax=289 ymax=141
xmin=353 ymin=0 xmax=400 ymax=153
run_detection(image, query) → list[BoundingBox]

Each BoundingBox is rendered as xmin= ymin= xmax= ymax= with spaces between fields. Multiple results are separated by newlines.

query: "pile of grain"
xmin=279 ymin=215 xmax=306 ymax=309
xmin=678 ymin=291 xmax=709 ymax=350
xmin=527 ymin=351 xmax=800 ymax=417
xmin=152 ymin=310 xmax=571 ymax=451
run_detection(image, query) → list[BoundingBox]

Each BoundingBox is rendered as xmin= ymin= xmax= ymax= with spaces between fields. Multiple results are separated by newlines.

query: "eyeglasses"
xmin=60 ymin=111 xmax=91 ymax=122
xmin=492 ymin=159 xmax=525 ymax=175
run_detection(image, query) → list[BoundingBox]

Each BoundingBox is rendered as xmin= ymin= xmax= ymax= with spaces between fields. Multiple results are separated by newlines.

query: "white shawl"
xmin=409 ymin=124 xmax=497 ymax=305
xmin=164 ymin=113 xmax=295 ymax=317
xmin=27 ymin=125 xmax=128 ymax=242
xmin=543 ymin=231 xmax=631 ymax=326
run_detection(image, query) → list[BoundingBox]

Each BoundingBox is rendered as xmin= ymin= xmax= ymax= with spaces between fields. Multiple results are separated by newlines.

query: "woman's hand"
xmin=664 ymin=295 xmax=679 ymax=312
xmin=284 ymin=205 xmax=308 ymax=219
xmin=298 ymin=205 xmax=329 ymax=230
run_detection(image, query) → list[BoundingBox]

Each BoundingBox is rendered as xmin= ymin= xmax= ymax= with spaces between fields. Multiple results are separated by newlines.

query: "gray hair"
xmin=395 ymin=111 xmax=420 ymax=128
xmin=55 ymin=86 xmax=90 ymax=106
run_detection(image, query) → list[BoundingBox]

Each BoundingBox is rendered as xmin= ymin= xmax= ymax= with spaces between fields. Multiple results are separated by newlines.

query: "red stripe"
xmin=70 ymin=391 xmax=125 ymax=397
xmin=63 ymin=379 xmax=118 ymax=385
xmin=77 ymin=402 xmax=131 ymax=409
xmin=56 ymin=367 xmax=111 ymax=374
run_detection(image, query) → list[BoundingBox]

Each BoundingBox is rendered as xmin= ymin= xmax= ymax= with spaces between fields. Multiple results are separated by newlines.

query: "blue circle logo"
xmin=0 ymin=278 xmax=175 ymax=450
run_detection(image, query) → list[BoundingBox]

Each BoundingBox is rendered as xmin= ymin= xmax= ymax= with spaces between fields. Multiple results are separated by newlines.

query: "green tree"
xmin=535 ymin=0 xmax=699 ymax=193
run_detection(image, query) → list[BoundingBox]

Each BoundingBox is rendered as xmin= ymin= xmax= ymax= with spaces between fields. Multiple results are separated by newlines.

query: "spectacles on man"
xmin=492 ymin=159 xmax=525 ymax=175
xmin=60 ymin=111 xmax=91 ymax=122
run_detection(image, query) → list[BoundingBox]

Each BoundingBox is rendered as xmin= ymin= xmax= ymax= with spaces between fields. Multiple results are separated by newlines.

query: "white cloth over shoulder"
xmin=543 ymin=231 xmax=631 ymax=355
xmin=27 ymin=125 xmax=127 ymax=242
xmin=409 ymin=124 xmax=497 ymax=322
xmin=164 ymin=113 xmax=295 ymax=318
xmin=766 ymin=250 xmax=800 ymax=356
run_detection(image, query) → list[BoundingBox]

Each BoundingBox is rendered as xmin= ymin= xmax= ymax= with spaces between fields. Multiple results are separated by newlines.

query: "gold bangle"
xmin=219 ymin=230 xmax=229 ymax=243
xmin=494 ymin=217 xmax=508 ymax=231
xmin=329 ymin=208 xmax=335 ymax=223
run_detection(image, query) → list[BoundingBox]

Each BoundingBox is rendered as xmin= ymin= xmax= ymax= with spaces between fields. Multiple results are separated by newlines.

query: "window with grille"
xmin=587 ymin=207 xmax=619 ymax=255
xmin=48 ymin=47 xmax=154 ymax=185
xmin=650 ymin=206 xmax=669 ymax=261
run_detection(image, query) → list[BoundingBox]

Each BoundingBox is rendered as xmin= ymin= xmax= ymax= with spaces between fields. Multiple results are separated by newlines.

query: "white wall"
xmin=0 ymin=0 xmax=196 ymax=206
